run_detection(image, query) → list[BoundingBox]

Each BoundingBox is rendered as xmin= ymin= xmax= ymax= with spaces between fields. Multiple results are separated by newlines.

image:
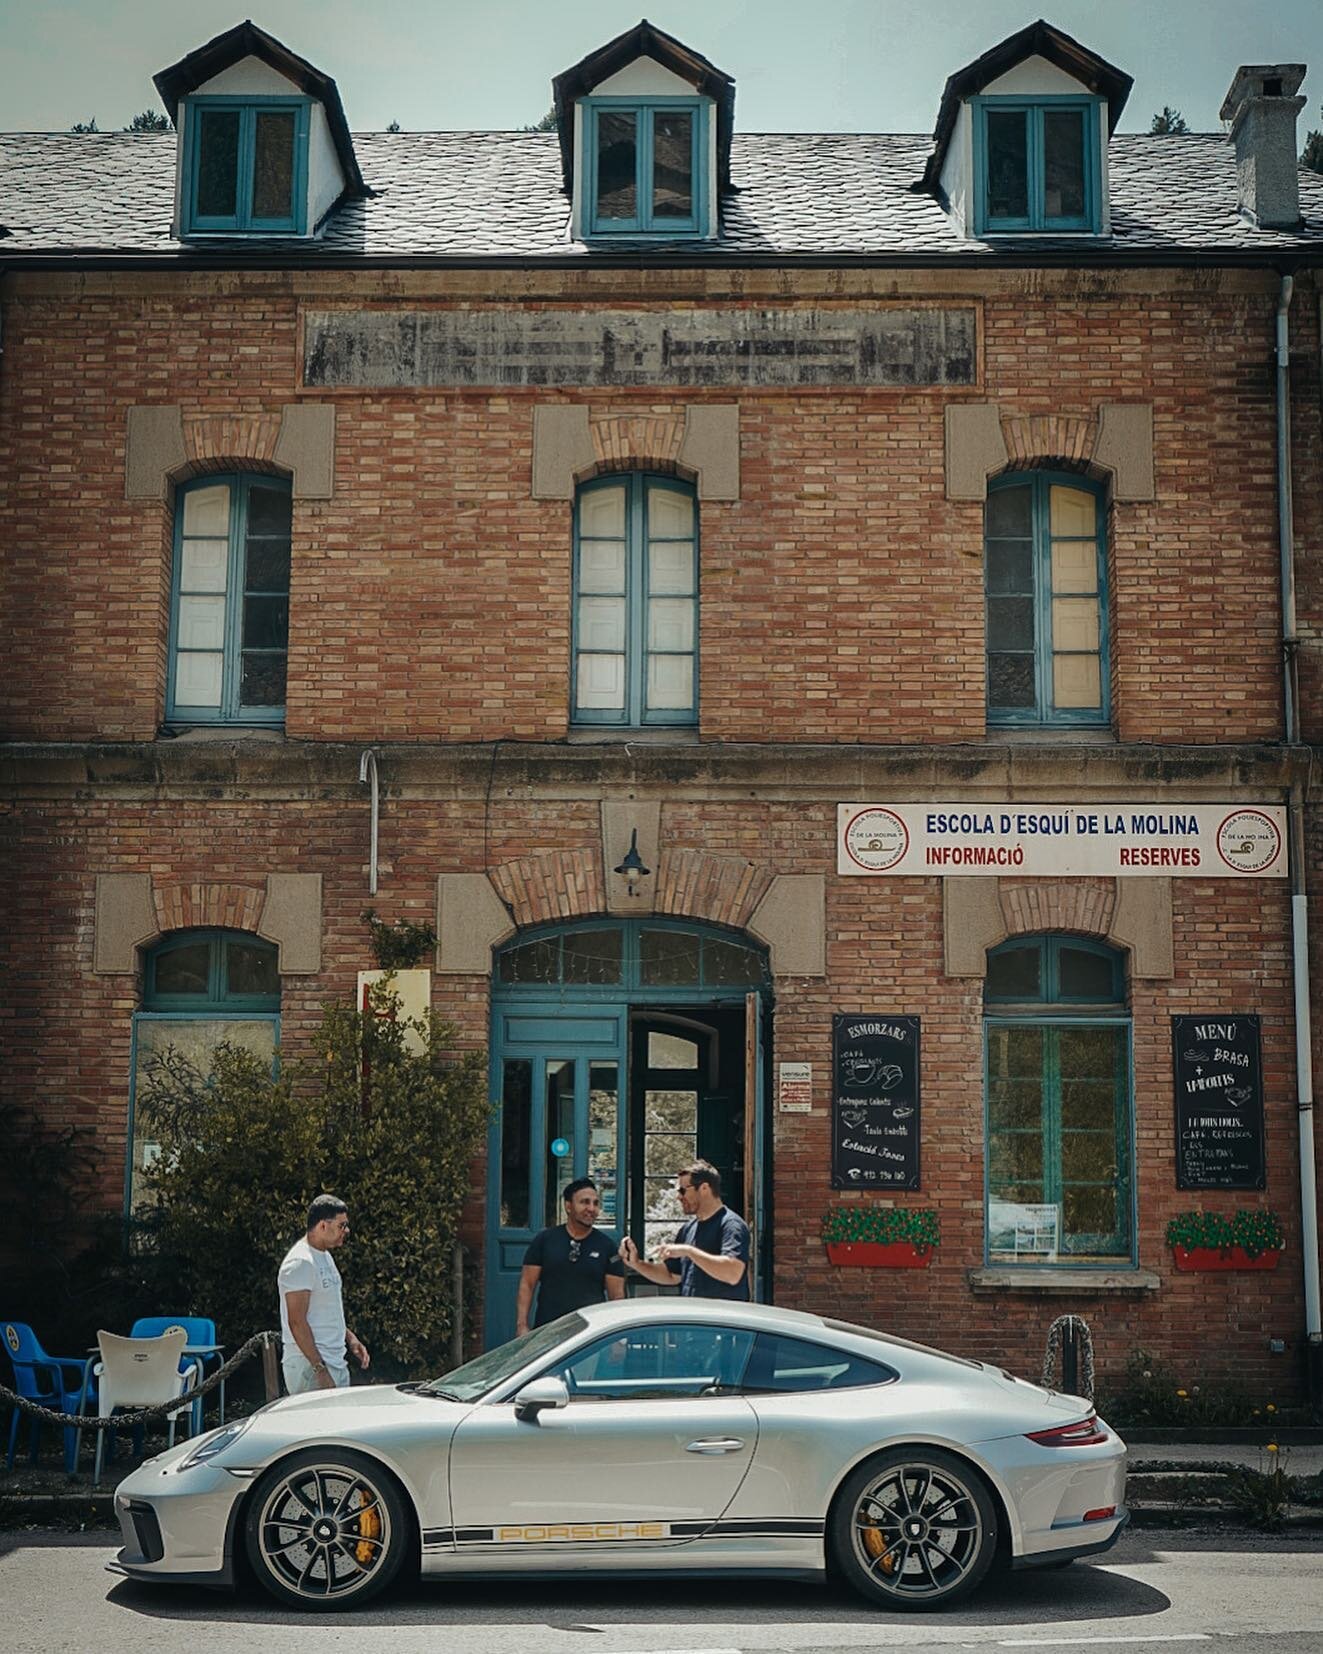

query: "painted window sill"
xmin=565 ymin=727 xmax=701 ymax=745
xmin=968 ymin=1267 xmax=1160 ymax=1294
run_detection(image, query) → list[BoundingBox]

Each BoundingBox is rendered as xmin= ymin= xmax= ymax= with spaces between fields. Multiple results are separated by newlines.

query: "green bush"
xmin=821 ymin=1205 xmax=940 ymax=1251
xmin=1094 ymin=1345 xmax=1298 ymax=1429
xmin=134 ymin=986 xmax=489 ymax=1380
xmin=1164 ymin=1208 xmax=1285 ymax=1258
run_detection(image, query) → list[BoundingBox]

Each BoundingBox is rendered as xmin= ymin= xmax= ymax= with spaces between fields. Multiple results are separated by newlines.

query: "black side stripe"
xmin=421 ymin=1517 xmax=824 ymax=1550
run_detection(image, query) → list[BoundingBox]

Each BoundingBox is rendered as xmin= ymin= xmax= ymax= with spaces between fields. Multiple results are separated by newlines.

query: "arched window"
xmin=129 ymin=930 xmax=280 ymax=1214
xmin=985 ymin=472 xmax=1108 ymax=727
xmin=168 ymin=473 xmax=292 ymax=725
xmin=572 ymin=473 xmax=698 ymax=727
xmin=983 ymin=935 xmax=1133 ymax=1266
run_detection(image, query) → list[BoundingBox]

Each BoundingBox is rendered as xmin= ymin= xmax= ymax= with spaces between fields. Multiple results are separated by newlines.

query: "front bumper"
xmin=111 ymin=1448 xmax=247 ymax=1584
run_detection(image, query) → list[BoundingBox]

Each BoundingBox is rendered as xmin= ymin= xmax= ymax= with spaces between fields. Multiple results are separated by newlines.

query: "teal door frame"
xmin=486 ymin=918 xmax=772 ymax=1349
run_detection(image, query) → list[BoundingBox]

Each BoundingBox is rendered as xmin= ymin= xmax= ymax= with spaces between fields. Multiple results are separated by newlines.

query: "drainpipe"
xmin=1275 ymin=272 xmax=1322 ymax=1410
xmin=358 ymin=748 xmax=380 ymax=897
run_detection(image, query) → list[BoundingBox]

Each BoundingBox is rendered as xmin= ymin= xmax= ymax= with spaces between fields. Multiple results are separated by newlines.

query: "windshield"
xmin=422 ymin=1313 xmax=588 ymax=1401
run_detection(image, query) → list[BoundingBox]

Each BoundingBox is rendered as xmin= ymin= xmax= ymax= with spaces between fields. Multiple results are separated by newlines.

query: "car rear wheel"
xmin=244 ymin=1447 xmax=410 ymax=1611
xmin=831 ymin=1447 xmax=997 ymax=1611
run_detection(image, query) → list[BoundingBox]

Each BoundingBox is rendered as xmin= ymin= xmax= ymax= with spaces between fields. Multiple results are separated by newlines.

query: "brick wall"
xmin=0 ymin=268 xmax=1304 ymax=746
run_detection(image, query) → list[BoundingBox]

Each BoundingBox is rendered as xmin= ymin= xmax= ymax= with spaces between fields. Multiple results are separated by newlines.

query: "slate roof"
xmin=3 ymin=128 xmax=1323 ymax=261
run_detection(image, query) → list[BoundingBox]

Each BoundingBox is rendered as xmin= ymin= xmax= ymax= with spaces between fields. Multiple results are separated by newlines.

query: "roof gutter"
xmin=1 ymin=250 xmax=1320 ymax=277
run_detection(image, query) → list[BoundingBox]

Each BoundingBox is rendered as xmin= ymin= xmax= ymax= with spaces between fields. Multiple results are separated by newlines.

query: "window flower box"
xmin=1172 ymin=1246 xmax=1281 ymax=1273
xmin=1165 ymin=1209 xmax=1284 ymax=1273
xmin=825 ymin=1241 xmax=932 ymax=1269
xmin=822 ymin=1206 xmax=940 ymax=1267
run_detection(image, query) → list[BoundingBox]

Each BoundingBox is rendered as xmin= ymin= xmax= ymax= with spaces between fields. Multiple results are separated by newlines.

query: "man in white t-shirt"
xmin=277 ymin=1194 xmax=371 ymax=1393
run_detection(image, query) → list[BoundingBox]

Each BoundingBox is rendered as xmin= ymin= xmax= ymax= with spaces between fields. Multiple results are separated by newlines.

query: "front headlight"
xmin=177 ymin=1419 xmax=253 ymax=1471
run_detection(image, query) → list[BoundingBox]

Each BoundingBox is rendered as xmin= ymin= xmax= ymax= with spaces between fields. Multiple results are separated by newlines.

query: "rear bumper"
xmin=1012 ymin=1507 xmax=1129 ymax=1568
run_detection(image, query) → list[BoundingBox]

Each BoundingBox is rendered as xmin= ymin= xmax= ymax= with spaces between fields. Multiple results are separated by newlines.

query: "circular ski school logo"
xmin=843 ymin=808 xmax=910 ymax=872
xmin=1216 ymin=809 xmax=1282 ymax=874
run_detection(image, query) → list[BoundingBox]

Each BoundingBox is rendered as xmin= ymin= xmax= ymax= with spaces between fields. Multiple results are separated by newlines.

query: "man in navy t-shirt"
xmin=516 ymin=1179 xmax=626 ymax=1333
xmin=620 ymin=1160 xmax=750 ymax=1301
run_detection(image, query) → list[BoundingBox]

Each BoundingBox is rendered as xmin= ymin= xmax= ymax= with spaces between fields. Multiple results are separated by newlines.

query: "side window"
xmin=573 ymin=474 xmax=698 ymax=728
xmin=984 ymin=934 xmax=1133 ymax=1266
xmin=549 ymin=1323 xmax=754 ymax=1401
xmin=168 ymin=474 xmax=292 ymax=726
xmin=183 ymin=97 xmax=309 ymax=235
xmin=985 ymin=473 xmax=1107 ymax=728
xmin=976 ymin=99 xmax=1099 ymax=234
xmin=586 ymin=101 xmax=705 ymax=236
xmin=742 ymin=1333 xmax=897 ymax=1394
xmin=129 ymin=930 xmax=280 ymax=1220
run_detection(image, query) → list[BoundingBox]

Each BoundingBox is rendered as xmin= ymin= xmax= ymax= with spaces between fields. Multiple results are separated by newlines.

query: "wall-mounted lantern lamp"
xmin=613 ymin=827 xmax=652 ymax=897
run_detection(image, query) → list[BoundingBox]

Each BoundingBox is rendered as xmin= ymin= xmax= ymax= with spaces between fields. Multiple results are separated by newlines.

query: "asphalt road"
xmin=2 ymin=1528 xmax=1320 ymax=1654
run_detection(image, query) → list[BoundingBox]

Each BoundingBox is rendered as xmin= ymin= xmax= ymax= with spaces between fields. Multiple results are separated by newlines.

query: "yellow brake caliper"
xmin=861 ymin=1495 xmax=899 ymax=1573
xmin=354 ymin=1495 xmax=381 ymax=1565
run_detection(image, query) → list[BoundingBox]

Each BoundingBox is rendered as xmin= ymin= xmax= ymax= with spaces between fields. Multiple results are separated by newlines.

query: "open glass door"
xmin=487 ymin=1005 xmax=627 ymax=1347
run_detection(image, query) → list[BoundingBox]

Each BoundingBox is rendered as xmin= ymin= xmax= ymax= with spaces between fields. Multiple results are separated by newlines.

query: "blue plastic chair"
xmin=129 ymin=1317 xmax=220 ymax=1432
xmin=2 ymin=1321 xmax=89 ymax=1474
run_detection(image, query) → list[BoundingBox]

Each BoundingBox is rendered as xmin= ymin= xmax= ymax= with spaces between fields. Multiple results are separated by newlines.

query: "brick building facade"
xmin=3 ymin=19 xmax=1322 ymax=1401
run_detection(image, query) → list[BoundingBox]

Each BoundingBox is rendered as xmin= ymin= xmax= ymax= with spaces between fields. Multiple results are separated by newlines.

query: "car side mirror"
xmin=513 ymin=1376 xmax=570 ymax=1421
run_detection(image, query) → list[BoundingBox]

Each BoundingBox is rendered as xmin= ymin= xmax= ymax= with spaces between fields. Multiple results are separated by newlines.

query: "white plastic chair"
xmin=91 ymin=1329 xmax=198 ymax=1485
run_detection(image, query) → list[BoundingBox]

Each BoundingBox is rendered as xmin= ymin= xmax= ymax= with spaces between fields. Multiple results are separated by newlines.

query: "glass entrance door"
xmin=487 ymin=922 xmax=771 ymax=1348
xmin=487 ymin=1004 xmax=627 ymax=1348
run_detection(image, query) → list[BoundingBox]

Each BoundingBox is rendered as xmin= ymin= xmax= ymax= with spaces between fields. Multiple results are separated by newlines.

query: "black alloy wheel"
xmin=243 ymin=1446 xmax=410 ymax=1610
xmin=830 ymin=1446 xmax=998 ymax=1611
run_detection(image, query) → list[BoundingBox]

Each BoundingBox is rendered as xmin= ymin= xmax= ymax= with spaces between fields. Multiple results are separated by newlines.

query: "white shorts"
xmin=282 ymin=1349 xmax=351 ymax=1394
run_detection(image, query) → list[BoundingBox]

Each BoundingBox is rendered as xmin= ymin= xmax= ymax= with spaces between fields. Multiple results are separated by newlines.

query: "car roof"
xmin=571 ymin=1296 xmax=984 ymax=1373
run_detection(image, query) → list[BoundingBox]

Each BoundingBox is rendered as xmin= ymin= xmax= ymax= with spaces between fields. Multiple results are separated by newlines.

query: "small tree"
xmin=386 ymin=119 xmax=402 ymax=134
xmin=1150 ymin=106 xmax=1189 ymax=134
xmin=125 ymin=110 xmax=170 ymax=132
xmin=522 ymin=108 xmax=558 ymax=133
xmin=70 ymin=117 xmax=99 ymax=133
xmin=1303 ymin=117 xmax=1323 ymax=174
xmin=136 ymin=990 xmax=489 ymax=1378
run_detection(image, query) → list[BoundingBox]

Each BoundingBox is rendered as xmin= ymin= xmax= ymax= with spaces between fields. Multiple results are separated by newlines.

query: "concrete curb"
xmin=0 ymin=1493 xmax=118 ymax=1528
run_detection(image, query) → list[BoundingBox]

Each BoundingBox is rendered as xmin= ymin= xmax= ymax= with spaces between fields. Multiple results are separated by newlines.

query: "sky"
xmin=0 ymin=0 xmax=1320 ymax=136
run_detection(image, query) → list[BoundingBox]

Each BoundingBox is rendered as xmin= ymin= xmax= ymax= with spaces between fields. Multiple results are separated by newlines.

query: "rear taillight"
xmin=1025 ymin=1415 xmax=1108 ymax=1447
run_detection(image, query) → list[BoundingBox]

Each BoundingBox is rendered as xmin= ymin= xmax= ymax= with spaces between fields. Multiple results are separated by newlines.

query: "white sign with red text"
xmin=837 ymin=804 xmax=1287 ymax=878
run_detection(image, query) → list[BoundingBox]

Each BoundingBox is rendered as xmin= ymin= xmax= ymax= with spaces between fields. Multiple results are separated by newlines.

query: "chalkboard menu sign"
xmin=1172 ymin=1015 xmax=1265 ymax=1190
xmin=831 ymin=1015 xmax=920 ymax=1190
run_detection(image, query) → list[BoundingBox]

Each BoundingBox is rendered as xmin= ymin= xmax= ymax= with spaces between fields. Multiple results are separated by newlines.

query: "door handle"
xmin=685 ymin=1438 xmax=745 ymax=1454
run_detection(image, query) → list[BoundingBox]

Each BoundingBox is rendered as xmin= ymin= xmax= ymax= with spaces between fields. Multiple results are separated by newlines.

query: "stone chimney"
xmin=1219 ymin=64 xmax=1307 ymax=229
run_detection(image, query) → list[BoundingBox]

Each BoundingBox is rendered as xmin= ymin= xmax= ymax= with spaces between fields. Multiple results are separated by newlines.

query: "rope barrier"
xmin=1041 ymin=1313 xmax=1096 ymax=1400
xmin=0 ymin=1329 xmax=280 ymax=1430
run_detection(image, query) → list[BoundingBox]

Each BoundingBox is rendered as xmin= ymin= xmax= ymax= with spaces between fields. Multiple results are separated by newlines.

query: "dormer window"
xmin=184 ymin=97 xmax=309 ymax=234
xmin=154 ymin=21 xmax=367 ymax=243
xmin=921 ymin=22 xmax=1130 ymax=243
xmin=974 ymin=97 xmax=1100 ymax=233
xmin=586 ymin=99 xmax=706 ymax=234
xmin=553 ymin=21 xmax=733 ymax=245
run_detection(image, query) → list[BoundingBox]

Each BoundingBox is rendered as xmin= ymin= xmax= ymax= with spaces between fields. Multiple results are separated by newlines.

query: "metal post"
xmin=1061 ymin=1317 xmax=1079 ymax=1397
xmin=262 ymin=1332 xmax=281 ymax=1403
xmin=450 ymin=1241 xmax=464 ymax=1370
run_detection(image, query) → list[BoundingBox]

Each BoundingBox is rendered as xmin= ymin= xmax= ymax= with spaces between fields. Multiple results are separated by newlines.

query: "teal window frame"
xmin=985 ymin=470 xmax=1110 ymax=728
xmin=143 ymin=929 xmax=282 ymax=1013
xmin=495 ymin=917 xmax=769 ymax=999
xmin=182 ymin=94 xmax=310 ymax=235
xmin=128 ymin=929 xmax=281 ymax=1219
xmin=572 ymin=472 xmax=698 ymax=728
xmin=167 ymin=472 xmax=291 ymax=728
xmin=983 ymin=935 xmax=1135 ymax=1268
xmin=584 ymin=97 xmax=708 ymax=237
xmin=972 ymin=95 xmax=1102 ymax=235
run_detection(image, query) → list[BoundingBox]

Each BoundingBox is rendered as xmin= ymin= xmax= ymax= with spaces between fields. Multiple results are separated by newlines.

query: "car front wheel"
xmin=244 ymin=1447 xmax=410 ymax=1610
xmin=831 ymin=1447 xmax=997 ymax=1611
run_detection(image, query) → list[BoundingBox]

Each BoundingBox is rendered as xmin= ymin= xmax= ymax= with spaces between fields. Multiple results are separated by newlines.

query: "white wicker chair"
xmin=91 ymin=1329 xmax=198 ymax=1485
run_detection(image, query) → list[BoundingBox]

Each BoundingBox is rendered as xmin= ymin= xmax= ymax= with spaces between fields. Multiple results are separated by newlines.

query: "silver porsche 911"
xmin=110 ymin=1298 xmax=1126 ymax=1613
